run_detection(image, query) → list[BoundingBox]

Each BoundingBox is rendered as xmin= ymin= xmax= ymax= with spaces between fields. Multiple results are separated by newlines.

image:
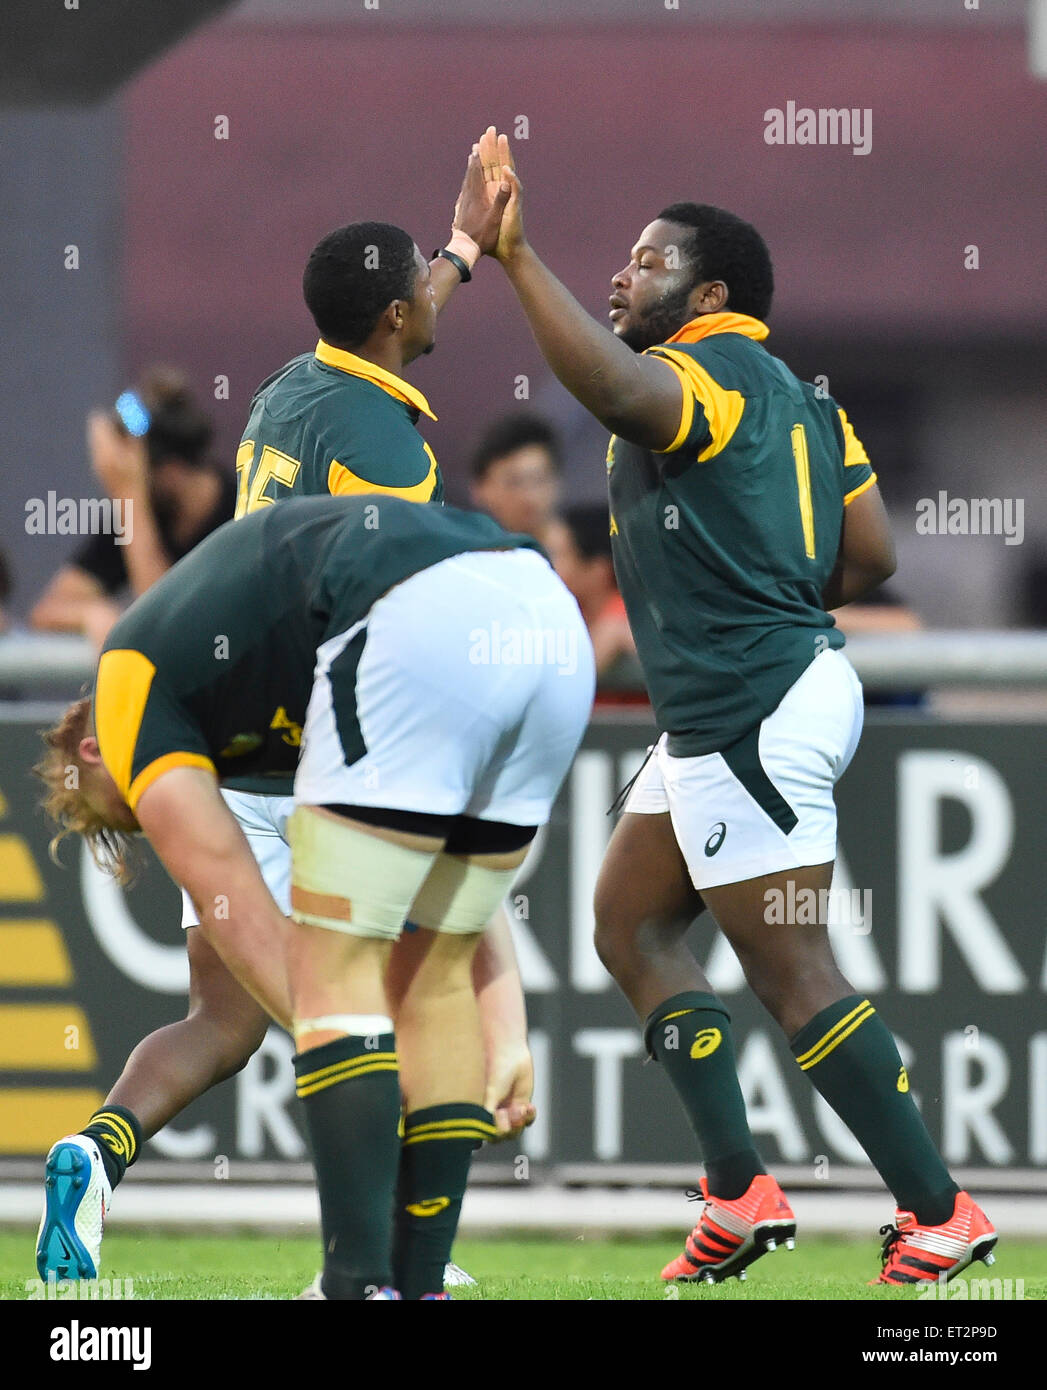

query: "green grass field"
xmin=4 ymin=1230 xmax=1046 ymax=1301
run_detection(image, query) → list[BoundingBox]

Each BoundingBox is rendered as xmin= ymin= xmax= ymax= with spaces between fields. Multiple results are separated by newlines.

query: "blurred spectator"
xmin=549 ymin=503 xmax=644 ymax=697
xmin=468 ymin=412 xmax=563 ymax=547
xmin=31 ymin=369 xmax=235 ymax=648
xmin=831 ymin=585 xmax=925 ymax=707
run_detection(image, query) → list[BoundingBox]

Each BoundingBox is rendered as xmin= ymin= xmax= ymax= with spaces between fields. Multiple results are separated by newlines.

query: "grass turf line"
xmin=2 ymin=1231 xmax=1046 ymax=1301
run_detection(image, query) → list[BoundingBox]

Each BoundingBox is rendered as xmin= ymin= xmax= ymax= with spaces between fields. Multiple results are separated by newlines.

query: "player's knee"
xmin=213 ymin=1024 xmax=268 ymax=1080
xmin=738 ymin=948 xmax=845 ymax=1033
xmin=592 ymin=911 xmax=620 ymax=972
xmin=188 ymin=998 xmax=269 ymax=1079
xmin=592 ymin=898 xmax=641 ymax=979
xmin=594 ymin=894 xmax=680 ymax=978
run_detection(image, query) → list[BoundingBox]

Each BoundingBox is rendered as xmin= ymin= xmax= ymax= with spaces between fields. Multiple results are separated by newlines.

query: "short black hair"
xmin=303 ymin=222 xmax=418 ymax=349
xmin=562 ymin=503 xmax=613 ymax=563
xmin=470 ymin=413 xmax=562 ymax=480
xmin=657 ymin=203 xmax=774 ymax=321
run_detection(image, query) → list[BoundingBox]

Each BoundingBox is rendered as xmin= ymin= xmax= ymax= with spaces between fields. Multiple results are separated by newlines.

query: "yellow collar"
xmin=663 ymin=312 xmax=769 ymax=346
xmin=314 ymin=340 xmax=437 ymax=420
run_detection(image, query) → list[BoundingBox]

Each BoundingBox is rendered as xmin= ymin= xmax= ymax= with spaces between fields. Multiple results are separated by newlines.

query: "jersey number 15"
xmin=234 ymin=441 xmax=302 ymax=518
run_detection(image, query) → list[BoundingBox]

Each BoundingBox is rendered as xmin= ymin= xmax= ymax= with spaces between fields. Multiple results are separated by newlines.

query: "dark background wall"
xmin=3 ymin=12 xmax=1046 ymax=627
xmin=0 ymin=105 xmax=124 ymax=621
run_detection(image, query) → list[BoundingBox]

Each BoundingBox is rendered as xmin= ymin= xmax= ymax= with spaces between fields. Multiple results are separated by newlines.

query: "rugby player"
xmin=475 ymin=127 xmax=997 ymax=1287
xmin=38 ymin=495 xmax=595 ymax=1298
xmin=35 ymin=156 xmax=531 ymax=1287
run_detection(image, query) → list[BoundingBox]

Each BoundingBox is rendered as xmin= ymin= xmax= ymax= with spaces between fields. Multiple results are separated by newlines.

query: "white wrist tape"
xmin=446 ymin=229 xmax=481 ymax=270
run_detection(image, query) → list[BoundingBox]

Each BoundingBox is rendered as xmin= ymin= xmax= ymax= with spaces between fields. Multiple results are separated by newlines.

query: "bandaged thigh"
xmin=409 ymin=854 xmax=519 ymax=935
xmin=289 ymin=806 xmax=438 ymax=939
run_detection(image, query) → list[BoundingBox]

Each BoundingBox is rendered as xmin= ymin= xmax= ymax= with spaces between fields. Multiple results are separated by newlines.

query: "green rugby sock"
xmin=294 ymin=1034 xmax=401 ymax=1299
xmin=393 ymin=1103 xmax=497 ymax=1300
xmin=82 ymin=1106 xmax=143 ymax=1189
xmin=644 ymin=991 xmax=765 ymax=1200
xmin=792 ymin=995 xmax=959 ymax=1226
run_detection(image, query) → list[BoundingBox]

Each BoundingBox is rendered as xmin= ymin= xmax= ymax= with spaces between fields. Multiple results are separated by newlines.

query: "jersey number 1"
xmin=791 ymin=423 xmax=816 ymax=560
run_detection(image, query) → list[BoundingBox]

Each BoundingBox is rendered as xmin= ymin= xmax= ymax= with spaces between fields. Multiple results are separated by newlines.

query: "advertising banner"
xmin=1 ymin=711 xmax=1043 ymax=1175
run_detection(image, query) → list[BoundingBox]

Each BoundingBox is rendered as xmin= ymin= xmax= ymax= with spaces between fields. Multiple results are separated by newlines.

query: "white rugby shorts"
xmin=624 ymin=648 xmax=864 ymax=889
xmin=293 ymin=548 xmax=596 ymax=827
xmin=180 ymin=788 xmax=294 ymax=928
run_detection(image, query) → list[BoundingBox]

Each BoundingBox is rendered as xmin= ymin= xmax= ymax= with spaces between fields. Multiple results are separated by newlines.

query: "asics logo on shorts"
xmin=690 ymin=1027 xmax=722 ymax=1059
xmin=704 ymin=822 xmax=727 ymax=857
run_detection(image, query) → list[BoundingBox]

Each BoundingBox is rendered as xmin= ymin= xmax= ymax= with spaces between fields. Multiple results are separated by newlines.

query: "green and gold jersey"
xmin=234 ymin=339 xmax=442 ymax=519
xmin=607 ymin=312 xmax=876 ymax=756
xmin=94 ymin=496 xmax=539 ymax=814
xmin=226 ymin=340 xmax=441 ymax=793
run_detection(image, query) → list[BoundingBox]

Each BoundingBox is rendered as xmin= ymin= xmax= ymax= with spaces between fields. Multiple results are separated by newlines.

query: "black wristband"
xmin=433 ymin=247 xmax=472 ymax=283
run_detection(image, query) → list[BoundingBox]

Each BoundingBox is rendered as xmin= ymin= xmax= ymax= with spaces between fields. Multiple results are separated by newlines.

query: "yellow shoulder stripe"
xmin=838 ymin=408 xmax=871 ymax=469
xmin=95 ymin=649 xmax=156 ymax=801
xmin=327 ymin=442 xmax=438 ymax=502
xmin=648 ymin=348 xmax=745 ymax=459
xmin=127 ymin=753 xmax=217 ymax=814
xmin=656 ymin=363 xmax=696 ymax=453
xmin=844 ymin=472 xmax=877 ymax=506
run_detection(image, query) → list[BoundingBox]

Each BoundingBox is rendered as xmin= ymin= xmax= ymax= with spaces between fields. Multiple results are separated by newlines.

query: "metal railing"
xmin=4 ymin=630 xmax=1047 ymax=694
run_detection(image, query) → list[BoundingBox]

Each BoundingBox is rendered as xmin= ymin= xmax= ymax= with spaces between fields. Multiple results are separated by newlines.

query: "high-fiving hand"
xmin=475 ymin=125 xmax=525 ymax=264
xmin=451 ymin=140 xmax=513 ymax=258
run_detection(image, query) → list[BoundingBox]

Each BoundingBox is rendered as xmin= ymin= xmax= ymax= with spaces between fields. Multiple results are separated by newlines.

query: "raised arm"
xmin=428 ymin=148 xmax=512 ymax=314
xmin=87 ymin=413 xmax=171 ymax=598
xmin=482 ymin=133 xmax=683 ymax=450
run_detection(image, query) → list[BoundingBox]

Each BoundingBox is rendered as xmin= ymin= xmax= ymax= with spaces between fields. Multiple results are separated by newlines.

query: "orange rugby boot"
xmin=660 ymin=1174 xmax=796 ymax=1284
xmin=872 ymin=1190 xmax=997 ymax=1286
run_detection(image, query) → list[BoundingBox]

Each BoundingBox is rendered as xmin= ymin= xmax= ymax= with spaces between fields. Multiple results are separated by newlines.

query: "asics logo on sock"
xmin=101 ymin=1134 xmax=129 ymax=1159
xmin=690 ymin=1027 xmax=722 ymax=1059
xmin=406 ymin=1197 xmax=451 ymax=1218
xmin=704 ymin=822 xmax=727 ymax=856
xmin=897 ymin=1066 xmax=909 ymax=1093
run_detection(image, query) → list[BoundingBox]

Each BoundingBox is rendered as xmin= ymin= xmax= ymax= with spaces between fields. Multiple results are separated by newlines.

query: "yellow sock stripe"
xmin=404 ymin=1121 xmax=498 ymax=1141
xmin=297 ymin=1060 xmax=399 ymax=1098
xmin=402 ymin=1124 xmax=498 ymax=1146
xmin=295 ymin=1054 xmax=399 ymax=1092
xmin=403 ymin=1116 xmax=496 ymax=1138
xmin=92 ymin=1111 xmax=137 ymax=1159
xmin=295 ymin=1051 xmax=398 ymax=1089
xmin=794 ymin=999 xmax=873 ymax=1067
xmin=798 ymin=1005 xmax=876 ymax=1071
